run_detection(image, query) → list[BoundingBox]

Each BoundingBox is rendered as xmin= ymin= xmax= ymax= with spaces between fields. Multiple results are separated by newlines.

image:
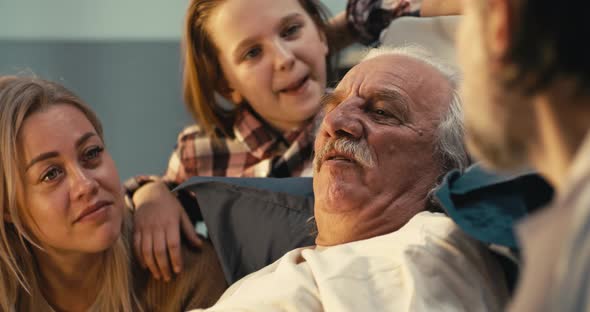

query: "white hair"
xmin=362 ymin=45 xmax=469 ymax=173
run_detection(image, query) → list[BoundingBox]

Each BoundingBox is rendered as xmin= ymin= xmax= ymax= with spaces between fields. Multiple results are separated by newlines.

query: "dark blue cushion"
xmin=177 ymin=176 xmax=313 ymax=198
xmin=175 ymin=177 xmax=315 ymax=284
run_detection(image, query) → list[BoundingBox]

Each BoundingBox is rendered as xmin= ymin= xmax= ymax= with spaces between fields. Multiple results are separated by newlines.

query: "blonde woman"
xmin=0 ymin=76 xmax=227 ymax=311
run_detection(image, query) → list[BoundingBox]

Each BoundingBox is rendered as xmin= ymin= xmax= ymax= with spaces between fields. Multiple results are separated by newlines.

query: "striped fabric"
xmin=124 ymin=105 xmax=320 ymax=201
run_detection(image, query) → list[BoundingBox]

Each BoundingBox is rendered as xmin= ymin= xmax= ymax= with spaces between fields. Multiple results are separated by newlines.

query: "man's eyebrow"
xmin=233 ymin=13 xmax=302 ymax=60
xmin=370 ymin=89 xmax=411 ymax=120
xmin=320 ymin=90 xmax=345 ymax=110
xmin=25 ymin=132 xmax=97 ymax=172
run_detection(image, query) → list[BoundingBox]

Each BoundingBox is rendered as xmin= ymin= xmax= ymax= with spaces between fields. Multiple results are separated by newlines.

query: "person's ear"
xmin=229 ymin=88 xmax=244 ymax=105
xmin=218 ymin=78 xmax=244 ymax=106
xmin=486 ymin=0 xmax=511 ymax=61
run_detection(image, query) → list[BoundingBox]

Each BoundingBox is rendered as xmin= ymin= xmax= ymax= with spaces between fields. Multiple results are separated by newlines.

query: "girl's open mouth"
xmin=280 ymin=75 xmax=310 ymax=94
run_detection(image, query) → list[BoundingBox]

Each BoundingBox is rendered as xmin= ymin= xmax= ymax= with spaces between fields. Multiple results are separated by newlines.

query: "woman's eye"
xmin=41 ymin=167 xmax=63 ymax=182
xmin=82 ymin=146 xmax=104 ymax=162
xmin=244 ymin=47 xmax=262 ymax=60
xmin=374 ymin=109 xmax=386 ymax=115
xmin=281 ymin=24 xmax=301 ymax=38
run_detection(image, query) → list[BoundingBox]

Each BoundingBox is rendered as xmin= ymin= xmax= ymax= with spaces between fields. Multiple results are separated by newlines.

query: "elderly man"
xmin=191 ymin=46 xmax=508 ymax=311
xmin=456 ymin=1 xmax=590 ymax=311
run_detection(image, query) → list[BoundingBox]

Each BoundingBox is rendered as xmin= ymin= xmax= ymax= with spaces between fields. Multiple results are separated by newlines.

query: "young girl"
xmin=0 ymin=76 xmax=227 ymax=311
xmin=127 ymin=0 xmax=435 ymax=282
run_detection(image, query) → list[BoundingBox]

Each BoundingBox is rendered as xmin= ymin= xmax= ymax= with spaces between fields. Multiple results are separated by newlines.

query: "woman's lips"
xmin=74 ymin=200 xmax=112 ymax=223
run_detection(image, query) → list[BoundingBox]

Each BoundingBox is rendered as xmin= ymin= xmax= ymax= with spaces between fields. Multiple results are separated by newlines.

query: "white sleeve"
xmin=403 ymin=227 xmax=510 ymax=312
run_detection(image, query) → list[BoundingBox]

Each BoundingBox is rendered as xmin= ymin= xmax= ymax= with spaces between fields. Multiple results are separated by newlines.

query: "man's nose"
xmin=321 ymin=99 xmax=363 ymax=140
xmin=69 ymin=167 xmax=99 ymax=201
xmin=273 ymin=40 xmax=295 ymax=71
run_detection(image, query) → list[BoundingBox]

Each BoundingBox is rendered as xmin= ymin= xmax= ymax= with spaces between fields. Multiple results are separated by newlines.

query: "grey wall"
xmin=0 ymin=0 xmax=193 ymax=40
xmin=0 ymin=1 xmax=346 ymax=180
xmin=0 ymin=41 xmax=192 ymax=180
xmin=0 ymin=0 xmax=345 ymax=40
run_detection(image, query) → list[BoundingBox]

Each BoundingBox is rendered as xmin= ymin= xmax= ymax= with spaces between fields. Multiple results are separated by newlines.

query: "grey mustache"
xmin=314 ymin=138 xmax=375 ymax=172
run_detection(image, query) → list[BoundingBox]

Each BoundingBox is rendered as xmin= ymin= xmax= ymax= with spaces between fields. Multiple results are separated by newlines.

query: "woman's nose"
xmin=70 ymin=168 xmax=99 ymax=201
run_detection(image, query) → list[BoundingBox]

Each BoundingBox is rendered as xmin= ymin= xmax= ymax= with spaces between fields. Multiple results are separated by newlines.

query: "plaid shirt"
xmin=124 ymin=106 xmax=321 ymax=201
xmin=124 ymin=1 xmax=409 ymax=199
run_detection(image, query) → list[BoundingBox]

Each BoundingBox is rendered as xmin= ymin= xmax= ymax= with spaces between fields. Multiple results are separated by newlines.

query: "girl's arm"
xmin=327 ymin=0 xmax=462 ymax=50
xmin=420 ymin=0 xmax=462 ymax=17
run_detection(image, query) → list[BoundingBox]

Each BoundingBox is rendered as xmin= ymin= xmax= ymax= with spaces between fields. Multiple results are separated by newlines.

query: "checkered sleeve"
xmin=163 ymin=142 xmax=191 ymax=186
xmin=123 ymin=125 xmax=206 ymax=210
xmin=122 ymin=105 xmax=316 ymax=209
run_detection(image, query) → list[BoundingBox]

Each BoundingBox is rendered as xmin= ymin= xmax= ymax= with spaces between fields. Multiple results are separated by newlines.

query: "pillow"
xmin=380 ymin=16 xmax=460 ymax=67
xmin=177 ymin=176 xmax=314 ymax=198
xmin=175 ymin=177 xmax=315 ymax=284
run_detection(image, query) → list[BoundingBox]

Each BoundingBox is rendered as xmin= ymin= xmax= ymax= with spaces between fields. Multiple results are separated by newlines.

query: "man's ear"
xmin=486 ymin=0 xmax=511 ymax=60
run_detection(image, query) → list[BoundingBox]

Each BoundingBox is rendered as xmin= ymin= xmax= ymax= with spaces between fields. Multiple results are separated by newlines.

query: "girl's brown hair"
xmin=182 ymin=0 xmax=334 ymax=137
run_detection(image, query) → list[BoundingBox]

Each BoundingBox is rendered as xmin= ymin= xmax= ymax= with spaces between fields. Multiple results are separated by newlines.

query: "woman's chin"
xmin=85 ymin=224 xmax=123 ymax=253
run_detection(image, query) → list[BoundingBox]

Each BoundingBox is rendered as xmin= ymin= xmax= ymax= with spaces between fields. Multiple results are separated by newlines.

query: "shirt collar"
xmin=233 ymin=105 xmax=319 ymax=159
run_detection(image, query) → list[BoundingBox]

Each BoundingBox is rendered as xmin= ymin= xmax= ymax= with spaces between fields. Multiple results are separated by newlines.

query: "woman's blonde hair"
xmin=0 ymin=76 xmax=139 ymax=311
xmin=182 ymin=0 xmax=335 ymax=137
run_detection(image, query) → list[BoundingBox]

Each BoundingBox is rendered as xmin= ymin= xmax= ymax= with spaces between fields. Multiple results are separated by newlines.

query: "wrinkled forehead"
xmin=336 ymin=54 xmax=453 ymax=115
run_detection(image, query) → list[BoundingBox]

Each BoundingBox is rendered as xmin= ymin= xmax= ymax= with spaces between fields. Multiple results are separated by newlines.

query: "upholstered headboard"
xmin=380 ymin=15 xmax=460 ymax=66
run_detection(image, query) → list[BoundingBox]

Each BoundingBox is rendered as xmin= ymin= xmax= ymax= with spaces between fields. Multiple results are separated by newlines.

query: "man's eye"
xmin=369 ymin=107 xmax=390 ymax=117
xmin=369 ymin=108 xmax=403 ymax=125
xmin=281 ymin=24 xmax=302 ymax=38
xmin=82 ymin=146 xmax=104 ymax=162
xmin=41 ymin=167 xmax=63 ymax=182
